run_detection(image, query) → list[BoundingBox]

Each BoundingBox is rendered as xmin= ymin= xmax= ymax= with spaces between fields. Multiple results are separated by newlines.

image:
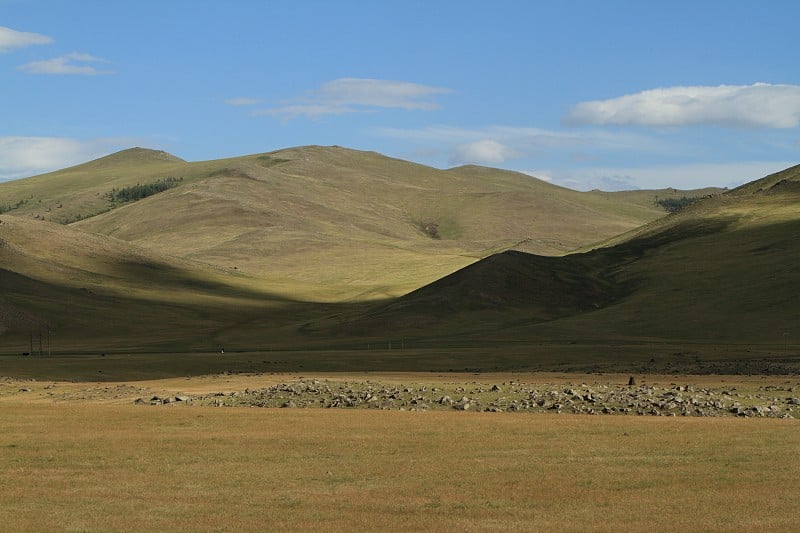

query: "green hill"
xmin=0 ymin=214 xmax=309 ymax=352
xmin=17 ymin=145 xmax=704 ymax=300
xmin=6 ymin=145 xmax=788 ymax=375
xmin=318 ymin=164 xmax=800 ymax=372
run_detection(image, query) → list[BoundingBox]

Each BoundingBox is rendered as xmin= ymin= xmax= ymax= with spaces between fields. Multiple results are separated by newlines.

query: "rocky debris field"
xmin=141 ymin=379 xmax=800 ymax=418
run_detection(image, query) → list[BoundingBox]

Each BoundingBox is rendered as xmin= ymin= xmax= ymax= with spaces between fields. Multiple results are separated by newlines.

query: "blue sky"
xmin=2 ymin=0 xmax=800 ymax=190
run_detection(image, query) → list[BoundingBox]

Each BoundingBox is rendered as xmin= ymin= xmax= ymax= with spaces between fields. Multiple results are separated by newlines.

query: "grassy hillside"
xmin=5 ymin=145 xmax=787 ymax=374
xmin=0 ymin=214 xmax=324 ymax=353
xmin=312 ymin=164 xmax=800 ymax=371
xmin=65 ymin=145 xmax=705 ymax=300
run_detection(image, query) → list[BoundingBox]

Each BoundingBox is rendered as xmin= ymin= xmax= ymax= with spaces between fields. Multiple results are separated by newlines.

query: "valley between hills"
xmin=1 ymin=145 xmax=798 ymax=377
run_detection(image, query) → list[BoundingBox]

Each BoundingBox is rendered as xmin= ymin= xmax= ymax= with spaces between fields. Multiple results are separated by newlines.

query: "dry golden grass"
xmin=1 ymin=373 xmax=798 ymax=531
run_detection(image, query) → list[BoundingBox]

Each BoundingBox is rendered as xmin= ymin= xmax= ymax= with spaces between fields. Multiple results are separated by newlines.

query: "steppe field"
xmin=2 ymin=367 xmax=799 ymax=531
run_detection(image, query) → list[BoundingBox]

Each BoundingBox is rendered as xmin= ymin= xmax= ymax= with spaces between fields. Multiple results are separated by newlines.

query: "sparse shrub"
xmin=257 ymin=156 xmax=291 ymax=168
xmin=0 ymin=199 xmax=29 ymax=213
xmin=656 ymin=196 xmax=700 ymax=213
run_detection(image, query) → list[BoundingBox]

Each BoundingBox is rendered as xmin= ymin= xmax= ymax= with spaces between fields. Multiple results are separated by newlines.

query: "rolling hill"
xmin=5 ymin=145 xmax=795 ymax=375
xmin=1 ymin=146 xmax=707 ymax=302
xmin=0 ymin=214 xmax=311 ymax=352
xmin=307 ymin=163 xmax=799 ymax=372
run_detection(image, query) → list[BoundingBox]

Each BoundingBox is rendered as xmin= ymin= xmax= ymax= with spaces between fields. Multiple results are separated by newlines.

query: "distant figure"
xmin=628 ymin=375 xmax=636 ymax=386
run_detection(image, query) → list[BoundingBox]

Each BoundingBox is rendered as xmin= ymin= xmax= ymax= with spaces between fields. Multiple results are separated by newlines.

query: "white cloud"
xmin=529 ymin=161 xmax=797 ymax=191
xmin=449 ymin=139 xmax=517 ymax=165
xmin=255 ymin=78 xmax=452 ymax=120
xmin=565 ymin=83 xmax=800 ymax=129
xmin=0 ymin=137 xmax=130 ymax=181
xmin=225 ymin=97 xmax=262 ymax=106
xmin=19 ymin=52 xmax=111 ymax=75
xmin=0 ymin=26 xmax=52 ymax=53
xmin=379 ymin=125 xmax=578 ymax=146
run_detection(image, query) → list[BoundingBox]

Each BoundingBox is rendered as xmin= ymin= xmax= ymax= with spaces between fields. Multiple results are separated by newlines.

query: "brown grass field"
xmin=1 ymin=372 xmax=798 ymax=531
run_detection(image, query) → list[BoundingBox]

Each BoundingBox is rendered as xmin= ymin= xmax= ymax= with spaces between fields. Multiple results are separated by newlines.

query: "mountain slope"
xmin=357 ymin=172 xmax=800 ymax=348
xmin=0 ymin=214 xmax=299 ymax=352
xmin=53 ymin=145 xmax=706 ymax=300
xmin=1 ymin=148 xmax=797 ymax=372
xmin=0 ymin=148 xmax=189 ymax=224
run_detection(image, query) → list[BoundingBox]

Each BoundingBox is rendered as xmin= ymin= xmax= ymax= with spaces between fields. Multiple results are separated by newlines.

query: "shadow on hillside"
xmin=5 ymin=215 xmax=800 ymax=380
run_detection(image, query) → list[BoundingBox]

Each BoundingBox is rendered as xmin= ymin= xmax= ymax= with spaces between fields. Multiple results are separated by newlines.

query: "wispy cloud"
xmin=565 ymin=83 xmax=800 ymax=129
xmin=0 ymin=26 xmax=52 ymax=53
xmin=19 ymin=52 xmax=111 ymax=75
xmin=376 ymin=125 xmax=669 ymax=166
xmin=526 ymin=161 xmax=797 ymax=191
xmin=254 ymin=78 xmax=453 ymax=120
xmin=225 ymin=97 xmax=262 ymax=106
xmin=0 ymin=137 xmax=131 ymax=180
xmin=315 ymin=78 xmax=451 ymax=110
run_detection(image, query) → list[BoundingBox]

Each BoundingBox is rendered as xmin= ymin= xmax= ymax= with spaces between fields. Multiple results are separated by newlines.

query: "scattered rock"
xmin=123 ymin=379 xmax=799 ymax=418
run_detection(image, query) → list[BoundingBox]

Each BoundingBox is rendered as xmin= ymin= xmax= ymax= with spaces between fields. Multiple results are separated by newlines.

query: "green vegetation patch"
xmin=0 ymin=198 xmax=30 ymax=214
xmin=256 ymin=155 xmax=291 ymax=168
xmin=107 ymin=177 xmax=183 ymax=204
xmin=655 ymin=195 xmax=701 ymax=213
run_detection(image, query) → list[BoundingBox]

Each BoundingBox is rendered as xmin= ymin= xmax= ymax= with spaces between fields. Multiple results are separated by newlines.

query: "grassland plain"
xmin=1 ymin=372 xmax=799 ymax=531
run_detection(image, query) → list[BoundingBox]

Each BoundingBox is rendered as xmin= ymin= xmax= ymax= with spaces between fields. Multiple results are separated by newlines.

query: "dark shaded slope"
xmin=0 ymin=215 xmax=306 ymax=353
xmin=388 ymin=250 xmax=619 ymax=313
xmin=324 ymin=249 xmax=627 ymax=337
xmin=316 ymin=179 xmax=800 ymax=354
